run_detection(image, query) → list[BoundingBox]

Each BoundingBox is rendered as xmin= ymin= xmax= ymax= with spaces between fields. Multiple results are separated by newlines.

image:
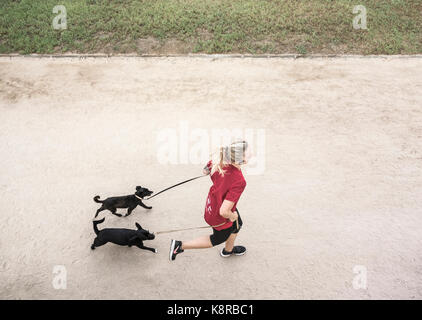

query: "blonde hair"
xmin=211 ymin=140 xmax=248 ymax=176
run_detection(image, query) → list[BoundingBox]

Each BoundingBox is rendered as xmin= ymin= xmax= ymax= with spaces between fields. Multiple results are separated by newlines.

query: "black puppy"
xmin=91 ymin=217 xmax=156 ymax=253
xmin=94 ymin=186 xmax=153 ymax=218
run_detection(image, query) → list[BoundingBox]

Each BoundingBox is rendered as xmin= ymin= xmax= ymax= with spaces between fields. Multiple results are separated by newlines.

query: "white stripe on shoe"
xmin=220 ymin=249 xmax=232 ymax=257
xmin=169 ymin=239 xmax=176 ymax=261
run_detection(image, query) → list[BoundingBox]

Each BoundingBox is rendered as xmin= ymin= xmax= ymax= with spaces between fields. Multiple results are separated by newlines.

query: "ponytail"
xmin=210 ymin=141 xmax=248 ymax=176
xmin=211 ymin=146 xmax=226 ymax=176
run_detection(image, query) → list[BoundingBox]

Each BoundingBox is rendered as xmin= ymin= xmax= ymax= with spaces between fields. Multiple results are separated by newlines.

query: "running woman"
xmin=169 ymin=140 xmax=250 ymax=261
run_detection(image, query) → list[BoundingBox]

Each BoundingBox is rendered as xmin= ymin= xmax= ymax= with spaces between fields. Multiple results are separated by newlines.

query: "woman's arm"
xmin=219 ymin=200 xmax=238 ymax=222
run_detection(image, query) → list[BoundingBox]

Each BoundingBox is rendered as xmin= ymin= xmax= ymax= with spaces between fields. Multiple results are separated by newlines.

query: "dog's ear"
xmin=135 ymin=222 xmax=142 ymax=230
xmin=136 ymin=186 xmax=142 ymax=191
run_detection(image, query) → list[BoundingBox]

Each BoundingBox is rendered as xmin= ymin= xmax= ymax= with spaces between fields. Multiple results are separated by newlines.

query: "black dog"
xmin=94 ymin=186 xmax=153 ymax=218
xmin=91 ymin=217 xmax=156 ymax=253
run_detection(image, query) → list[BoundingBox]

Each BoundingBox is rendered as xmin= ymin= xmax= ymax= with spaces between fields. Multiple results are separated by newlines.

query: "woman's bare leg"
xmin=224 ymin=233 xmax=238 ymax=252
xmin=181 ymin=235 xmax=213 ymax=250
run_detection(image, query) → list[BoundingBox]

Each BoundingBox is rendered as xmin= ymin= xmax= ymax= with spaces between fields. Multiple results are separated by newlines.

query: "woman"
xmin=169 ymin=140 xmax=250 ymax=261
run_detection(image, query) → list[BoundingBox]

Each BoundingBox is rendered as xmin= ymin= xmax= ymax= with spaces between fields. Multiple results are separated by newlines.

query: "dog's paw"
xmin=154 ymin=249 xmax=158 ymax=253
xmin=116 ymin=214 xmax=122 ymax=217
xmin=147 ymin=206 xmax=152 ymax=209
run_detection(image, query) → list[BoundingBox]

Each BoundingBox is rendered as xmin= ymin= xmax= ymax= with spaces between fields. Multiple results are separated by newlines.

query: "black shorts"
xmin=209 ymin=209 xmax=243 ymax=247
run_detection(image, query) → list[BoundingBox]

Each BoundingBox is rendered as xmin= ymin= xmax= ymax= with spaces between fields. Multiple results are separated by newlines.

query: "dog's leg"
xmin=95 ymin=206 xmax=106 ymax=218
xmin=127 ymin=235 xmax=138 ymax=247
xmin=110 ymin=207 xmax=122 ymax=217
xmin=136 ymin=244 xmax=157 ymax=253
xmin=124 ymin=206 xmax=136 ymax=217
xmin=138 ymin=201 xmax=152 ymax=210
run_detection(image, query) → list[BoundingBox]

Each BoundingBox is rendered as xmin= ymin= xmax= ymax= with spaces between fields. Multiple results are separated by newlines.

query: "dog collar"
xmin=134 ymin=194 xmax=143 ymax=201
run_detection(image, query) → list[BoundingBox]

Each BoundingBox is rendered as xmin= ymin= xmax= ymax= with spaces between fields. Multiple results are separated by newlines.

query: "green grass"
xmin=0 ymin=0 xmax=421 ymax=54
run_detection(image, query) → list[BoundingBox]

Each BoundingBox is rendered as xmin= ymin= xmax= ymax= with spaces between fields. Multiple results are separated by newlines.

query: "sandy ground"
xmin=0 ymin=56 xmax=421 ymax=300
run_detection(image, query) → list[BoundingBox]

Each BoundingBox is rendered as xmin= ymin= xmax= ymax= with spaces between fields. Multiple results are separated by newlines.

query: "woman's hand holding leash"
xmin=229 ymin=211 xmax=238 ymax=222
xmin=230 ymin=212 xmax=239 ymax=231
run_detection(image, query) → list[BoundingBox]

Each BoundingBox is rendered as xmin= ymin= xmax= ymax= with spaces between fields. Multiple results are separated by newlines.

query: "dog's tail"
xmin=93 ymin=195 xmax=103 ymax=203
xmin=93 ymin=217 xmax=105 ymax=235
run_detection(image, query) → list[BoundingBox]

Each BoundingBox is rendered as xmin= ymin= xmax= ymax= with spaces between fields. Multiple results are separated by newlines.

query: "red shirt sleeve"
xmin=225 ymin=178 xmax=246 ymax=203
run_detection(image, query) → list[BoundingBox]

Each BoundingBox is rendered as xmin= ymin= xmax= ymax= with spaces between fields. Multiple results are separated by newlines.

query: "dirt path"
xmin=0 ymin=56 xmax=421 ymax=299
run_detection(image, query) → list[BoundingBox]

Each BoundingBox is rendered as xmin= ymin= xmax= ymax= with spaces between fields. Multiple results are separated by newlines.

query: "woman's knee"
xmin=209 ymin=234 xmax=226 ymax=247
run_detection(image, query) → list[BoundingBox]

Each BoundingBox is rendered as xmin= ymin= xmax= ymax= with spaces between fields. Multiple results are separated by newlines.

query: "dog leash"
xmin=154 ymin=220 xmax=239 ymax=235
xmin=144 ymin=174 xmax=207 ymax=200
xmin=140 ymin=173 xmax=240 ymax=234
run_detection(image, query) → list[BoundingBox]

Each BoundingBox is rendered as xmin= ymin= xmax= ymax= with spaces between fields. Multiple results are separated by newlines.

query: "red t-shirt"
xmin=203 ymin=160 xmax=246 ymax=230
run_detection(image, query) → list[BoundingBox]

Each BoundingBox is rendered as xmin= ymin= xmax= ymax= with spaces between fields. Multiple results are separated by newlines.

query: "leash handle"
xmin=145 ymin=174 xmax=207 ymax=200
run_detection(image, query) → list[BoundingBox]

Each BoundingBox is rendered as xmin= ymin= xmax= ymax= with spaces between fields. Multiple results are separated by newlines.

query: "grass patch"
xmin=0 ymin=0 xmax=421 ymax=54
